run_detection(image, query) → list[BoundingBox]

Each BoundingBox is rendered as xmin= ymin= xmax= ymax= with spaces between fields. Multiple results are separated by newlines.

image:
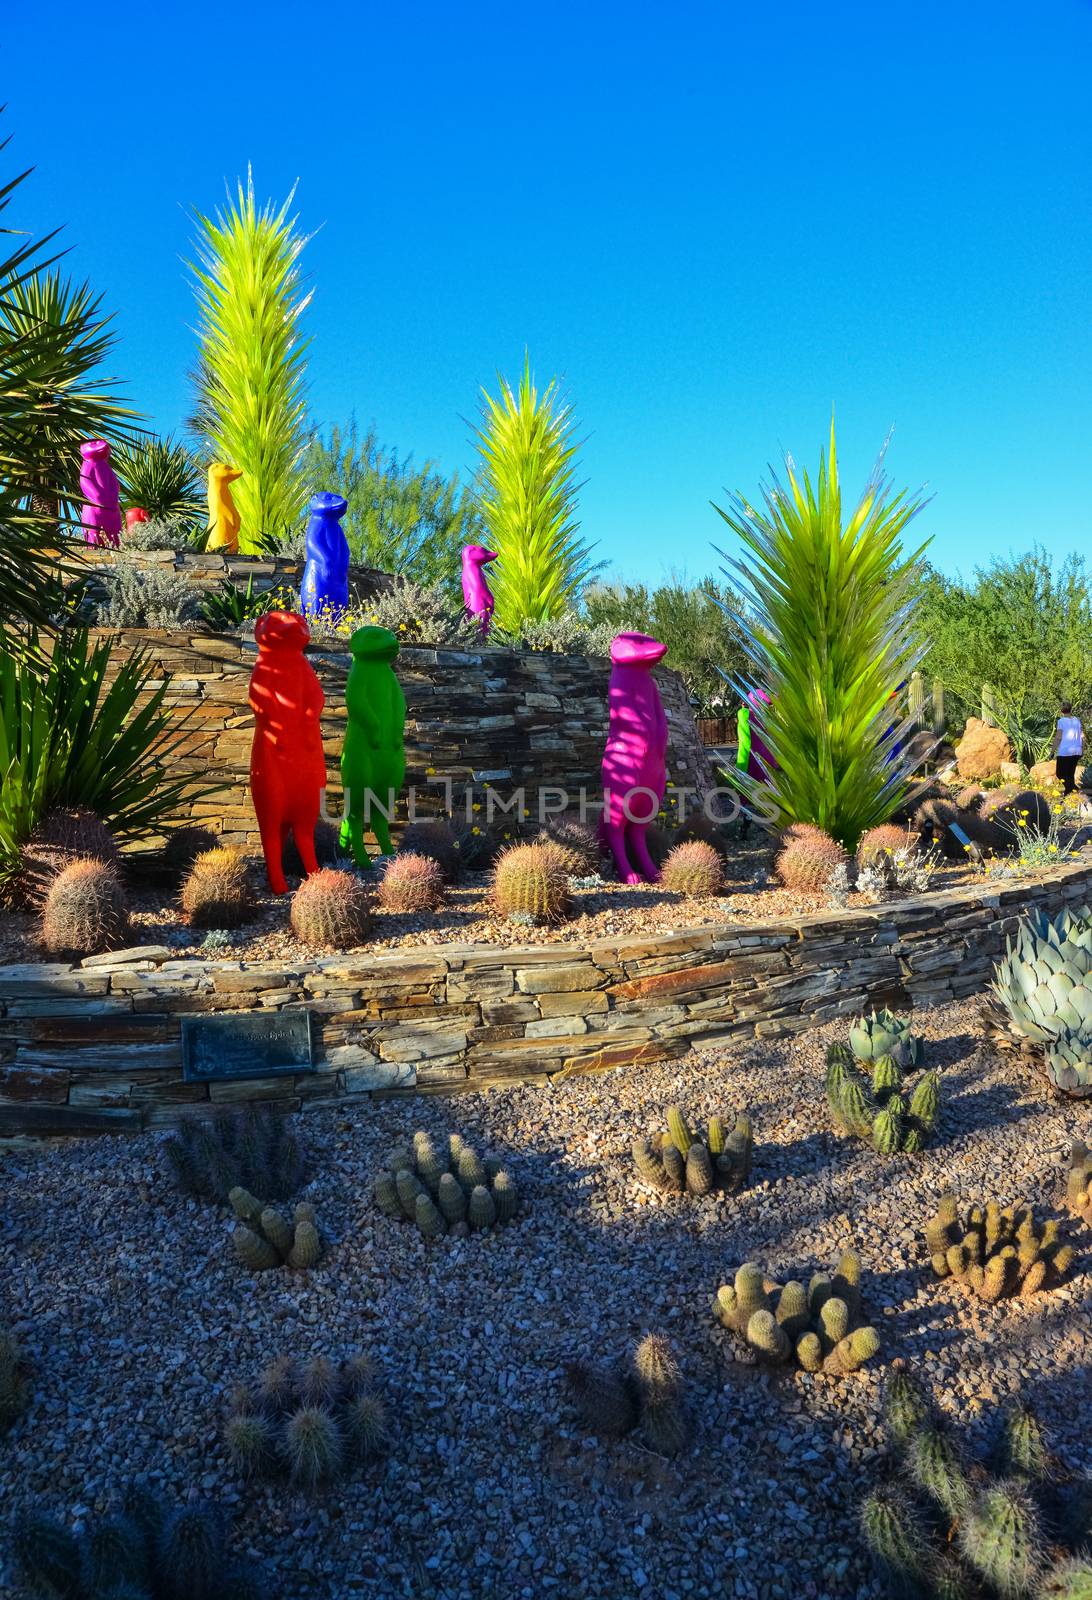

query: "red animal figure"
xmin=248 ymin=611 xmax=326 ymax=894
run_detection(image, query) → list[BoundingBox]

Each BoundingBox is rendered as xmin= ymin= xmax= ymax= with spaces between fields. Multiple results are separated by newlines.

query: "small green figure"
xmin=339 ymin=625 xmax=406 ymax=868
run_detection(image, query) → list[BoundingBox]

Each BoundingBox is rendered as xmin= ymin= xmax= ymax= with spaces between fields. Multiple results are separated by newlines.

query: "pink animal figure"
xmin=79 ymin=440 xmax=122 ymax=548
xmin=600 ymin=631 xmax=669 ymax=884
xmin=746 ymin=688 xmax=775 ymax=781
xmin=461 ymin=544 xmax=498 ymax=637
xmin=248 ymin=611 xmax=326 ymax=895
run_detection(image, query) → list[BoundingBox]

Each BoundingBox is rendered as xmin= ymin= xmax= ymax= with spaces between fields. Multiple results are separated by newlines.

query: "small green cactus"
xmin=714 ymin=1249 xmax=880 ymax=1377
xmin=666 ymin=1105 xmax=694 ymax=1155
xmin=1002 ymin=1404 xmax=1049 ymax=1480
xmin=415 ymin=1192 xmax=447 ymax=1240
xmin=0 ymin=1328 xmax=30 ymax=1434
xmin=493 ymin=1169 xmax=520 ymax=1223
xmin=564 ymin=1361 xmax=639 ymax=1438
xmin=437 ymin=1170 xmax=468 ymax=1222
xmin=1066 ymin=1140 xmax=1092 ymax=1226
xmin=226 ymin=1352 xmax=386 ymax=1486
xmin=907 ymin=1424 xmax=971 ymax=1518
xmin=374 ymin=1127 xmax=522 ymax=1238
xmin=632 ymin=1105 xmax=755 ymax=1199
xmin=631 ymin=1333 xmax=687 ymax=1457
xmin=959 ymin=1479 xmax=1043 ymax=1596
xmin=884 ymin=1370 xmax=928 ymax=1442
xmin=924 ymin=1191 xmax=1074 ymax=1301
xmin=230 ymin=1194 xmax=323 ymax=1272
xmin=284 ymin=1406 xmax=345 ymax=1486
xmin=860 ymin=1489 xmax=928 ymax=1588
xmin=468 ymin=1185 xmax=497 ymax=1230
xmin=684 ymin=1140 xmax=714 ymax=1196
xmin=826 ymin=1041 xmax=941 ymax=1153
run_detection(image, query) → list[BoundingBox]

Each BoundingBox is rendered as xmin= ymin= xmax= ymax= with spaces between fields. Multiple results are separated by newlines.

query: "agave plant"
xmin=848 ymin=1009 xmax=924 ymax=1069
xmin=113 ymin=432 xmax=204 ymax=520
xmin=987 ymin=905 xmax=1092 ymax=1096
xmin=0 ymin=627 xmax=221 ymax=895
xmin=472 ymin=352 xmax=597 ymax=630
xmin=188 ymin=169 xmax=311 ymax=551
xmin=713 ymin=421 xmax=930 ymax=849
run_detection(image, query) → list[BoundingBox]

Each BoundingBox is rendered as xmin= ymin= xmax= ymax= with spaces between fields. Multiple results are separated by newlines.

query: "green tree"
xmin=188 ymin=171 xmax=310 ymax=550
xmin=473 ymin=353 xmax=597 ymax=629
xmin=582 ymin=575 xmax=749 ymax=711
xmin=296 ymin=421 xmax=480 ymax=586
xmin=713 ymin=422 xmax=930 ymax=848
xmin=917 ymin=547 xmax=1092 ymax=764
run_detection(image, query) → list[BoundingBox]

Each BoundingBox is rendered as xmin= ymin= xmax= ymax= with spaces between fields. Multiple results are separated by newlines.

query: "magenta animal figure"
xmin=461 ymin=544 xmax=498 ymax=637
xmin=745 ymin=687 xmax=775 ymax=781
xmin=600 ymin=631 xmax=669 ymax=884
xmin=79 ymin=440 xmax=122 ymax=548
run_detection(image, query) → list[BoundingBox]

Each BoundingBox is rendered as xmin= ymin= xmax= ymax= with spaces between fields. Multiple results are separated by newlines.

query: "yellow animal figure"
xmin=207 ymin=463 xmax=243 ymax=552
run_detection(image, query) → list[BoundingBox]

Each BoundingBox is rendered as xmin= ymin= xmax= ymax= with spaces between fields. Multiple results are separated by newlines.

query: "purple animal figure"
xmin=600 ymin=631 xmax=669 ymax=884
xmin=461 ymin=543 xmax=498 ymax=637
xmin=79 ymin=440 xmax=121 ymax=548
xmin=301 ymin=492 xmax=350 ymax=620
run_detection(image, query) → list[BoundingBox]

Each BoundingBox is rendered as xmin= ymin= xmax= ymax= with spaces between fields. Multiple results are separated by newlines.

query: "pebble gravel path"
xmin=2 ymin=997 xmax=1089 ymax=1599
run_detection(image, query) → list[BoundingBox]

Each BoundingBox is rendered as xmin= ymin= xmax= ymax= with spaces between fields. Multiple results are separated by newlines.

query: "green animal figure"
xmin=339 ymin=625 xmax=406 ymax=868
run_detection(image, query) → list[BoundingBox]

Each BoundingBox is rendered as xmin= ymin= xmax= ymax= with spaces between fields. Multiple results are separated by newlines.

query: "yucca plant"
xmin=113 ymin=432 xmax=204 ymax=520
xmin=0 ymin=627 xmax=220 ymax=896
xmin=188 ymin=170 xmax=311 ymax=551
xmin=472 ymin=352 xmax=597 ymax=629
xmin=713 ymin=422 xmax=930 ymax=849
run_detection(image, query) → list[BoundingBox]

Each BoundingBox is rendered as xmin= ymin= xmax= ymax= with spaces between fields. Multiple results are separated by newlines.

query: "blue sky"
xmin=5 ymin=0 xmax=1091 ymax=586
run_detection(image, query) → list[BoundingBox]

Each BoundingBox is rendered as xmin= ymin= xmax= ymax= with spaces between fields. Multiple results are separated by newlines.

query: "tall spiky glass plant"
xmin=472 ymin=354 xmax=596 ymax=629
xmin=188 ymin=171 xmax=311 ymax=551
xmin=712 ymin=422 xmax=931 ymax=849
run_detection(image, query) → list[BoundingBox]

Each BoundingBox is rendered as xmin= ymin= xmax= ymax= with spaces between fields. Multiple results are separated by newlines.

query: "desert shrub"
xmin=372 ymin=1128 xmax=521 ymax=1239
xmin=17 ymin=805 xmax=119 ymax=908
xmin=310 ymin=575 xmax=478 ymax=646
xmin=660 ymin=839 xmax=725 ymax=897
xmin=504 ymin=611 xmax=616 ymax=656
xmin=180 ymin=846 xmax=253 ymax=928
xmin=118 ymin=512 xmax=200 ymax=551
xmin=774 ymin=822 xmax=849 ymax=892
xmin=95 ymin=554 xmax=202 ymax=628
xmin=289 ymin=868 xmax=372 ymax=949
xmin=630 ymin=1104 xmax=753 ymax=1198
xmin=224 ymin=1353 xmax=386 ymax=1485
xmin=451 ymin=819 xmax=505 ymax=871
xmin=377 ymin=851 xmax=446 ymax=913
xmin=41 ymin=858 xmax=129 ymax=956
xmin=566 ymin=1332 xmax=688 ymax=1456
xmin=490 ymin=841 xmax=571 ymax=924
xmin=163 ymin=1107 xmax=307 ymax=1203
xmin=198 ymin=574 xmax=296 ymax=632
xmin=714 ymin=1251 xmax=881 ymax=1376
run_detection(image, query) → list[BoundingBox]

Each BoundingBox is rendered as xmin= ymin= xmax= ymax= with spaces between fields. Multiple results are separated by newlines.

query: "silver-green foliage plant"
xmin=825 ymin=1043 xmax=941 ymax=1155
xmin=189 ymin=171 xmax=311 ymax=550
xmin=631 ymin=1104 xmax=753 ymax=1198
xmin=118 ymin=513 xmax=201 ymax=552
xmin=224 ymin=1353 xmax=386 ymax=1486
xmin=713 ymin=1251 xmax=881 ymax=1377
xmin=229 ymin=1187 xmax=323 ymax=1271
xmin=10 ymin=1482 xmax=267 ymax=1599
xmin=473 ymin=353 xmax=597 ymax=630
xmin=500 ymin=611 xmax=618 ymax=657
xmin=372 ymin=1129 xmax=521 ymax=1239
xmin=987 ymin=904 xmax=1092 ymax=1097
xmin=713 ymin=421 xmax=930 ymax=849
xmin=95 ymin=554 xmax=202 ymax=628
xmin=862 ymin=1373 xmax=1092 ymax=1600
xmin=565 ymin=1332 xmax=688 ymax=1456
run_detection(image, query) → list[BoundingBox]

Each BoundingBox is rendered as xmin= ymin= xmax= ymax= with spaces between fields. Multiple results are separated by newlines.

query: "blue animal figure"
xmin=301 ymin=492 xmax=350 ymax=620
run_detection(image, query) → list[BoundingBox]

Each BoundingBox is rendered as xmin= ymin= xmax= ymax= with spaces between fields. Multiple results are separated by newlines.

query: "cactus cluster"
xmin=18 ymin=805 xmax=120 ymax=907
xmin=9 ymin=1484 xmax=266 ymax=1599
xmin=849 ymin=1008 xmax=925 ymax=1069
xmin=225 ymin=1353 xmax=386 ymax=1485
xmin=289 ymin=867 xmax=373 ymax=949
xmin=565 ymin=1332 xmax=688 ymax=1456
xmin=659 ymin=840 xmax=726 ymax=897
xmin=398 ymin=818 xmax=462 ymax=880
xmin=180 ymin=845 xmax=253 ymax=929
xmin=713 ymin=1251 xmax=881 ymax=1376
xmin=377 ymin=850 xmax=446 ymax=912
xmin=774 ymin=822 xmax=851 ymax=892
xmin=229 ymin=1187 xmax=323 ymax=1271
xmin=856 ymin=823 xmax=914 ymax=879
xmin=1066 ymin=1140 xmax=1092 ymax=1226
xmin=630 ymin=1104 xmax=753 ymax=1197
xmin=0 ymin=1327 xmax=29 ymax=1434
xmin=534 ymin=816 xmax=600 ymax=875
xmin=924 ymin=1191 xmax=1075 ymax=1302
xmin=372 ymin=1128 xmax=521 ymax=1239
xmin=826 ymin=1043 xmax=941 ymax=1154
xmin=40 ymin=857 xmax=130 ymax=956
xmin=490 ymin=841 xmax=571 ymax=924
xmin=163 ymin=1107 xmax=307 ymax=1204
xmin=862 ymin=1373 xmax=1092 ymax=1600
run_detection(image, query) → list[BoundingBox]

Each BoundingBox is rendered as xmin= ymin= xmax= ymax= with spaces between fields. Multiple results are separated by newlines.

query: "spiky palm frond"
xmin=472 ymin=353 xmax=596 ymax=629
xmin=712 ymin=421 xmax=931 ymax=849
xmin=188 ymin=170 xmax=311 ymax=551
xmin=113 ymin=433 xmax=204 ymax=520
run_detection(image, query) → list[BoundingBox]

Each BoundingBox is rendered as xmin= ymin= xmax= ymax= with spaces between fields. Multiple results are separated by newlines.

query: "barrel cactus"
xmin=1066 ymin=1140 xmax=1092 ymax=1226
xmin=398 ymin=817 xmax=462 ymax=880
xmin=630 ymin=1104 xmax=753 ymax=1198
xmin=289 ymin=867 xmax=372 ymax=949
xmin=534 ymin=816 xmax=600 ymax=875
xmin=774 ymin=822 xmax=850 ymax=892
xmin=986 ymin=904 xmax=1092 ymax=1096
xmin=848 ymin=1008 xmax=924 ymax=1068
xmin=18 ymin=805 xmax=120 ymax=907
xmin=225 ymin=1352 xmax=386 ymax=1484
xmin=713 ymin=1250 xmax=880 ymax=1376
xmin=490 ymin=842 xmax=571 ymax=924
xmin=372 ymin=1127 xmax=521 ymax=1238
xmin=565 ymin=1332 xmax=688 ymax=1456
xmin=924 ymin=1191 xmax=1074 ymax=1301
xmin=180 ymin=845 xmax=253 ymax=929
xmin=377 ymin=850 xmax=446 ymax=912
xmin=659 ymin=840 xmax=726 ymax=898
xmin=229 ymin=1188 xmax=323 ymax=1271
xmin=41 ymin=857 xmax=129 ymax=956
xmin=826 ymin=1044 xmax=940 ymax=1154
xmin=856 ymin=823 xmax=912 ymax=877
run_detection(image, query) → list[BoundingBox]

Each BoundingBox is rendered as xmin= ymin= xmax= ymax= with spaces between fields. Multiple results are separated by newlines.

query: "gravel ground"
xmin=2 ymin=997 xmax=1090 ymax=1600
